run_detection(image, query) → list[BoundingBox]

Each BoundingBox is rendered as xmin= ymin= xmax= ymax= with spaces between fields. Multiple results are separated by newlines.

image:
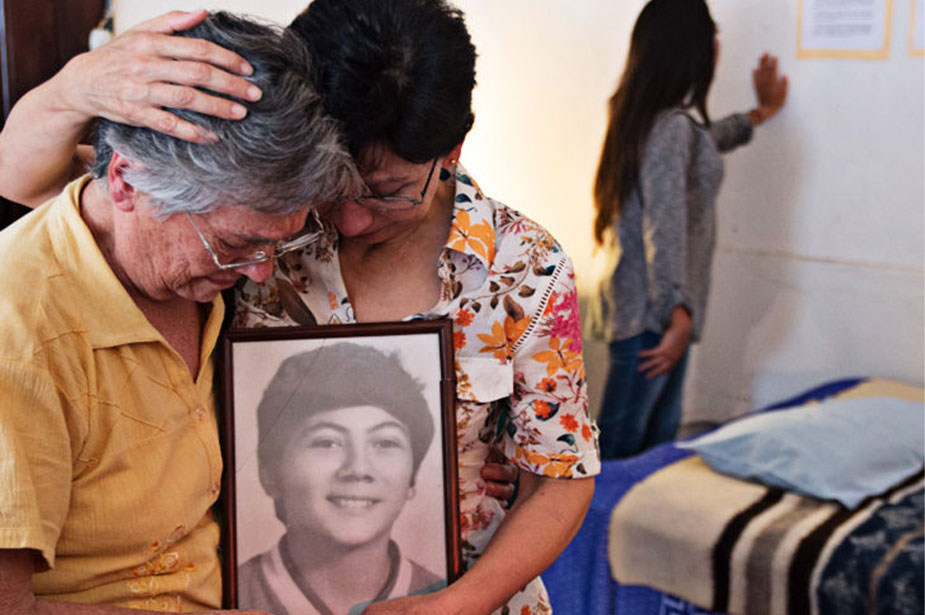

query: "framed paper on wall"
xmin=911 ymin=0 xmax=925 ymax=56
xmin=797 ymin=0 xmax=894 ymax=59
xmin=219 ymin=320 xmax=460 ymax=615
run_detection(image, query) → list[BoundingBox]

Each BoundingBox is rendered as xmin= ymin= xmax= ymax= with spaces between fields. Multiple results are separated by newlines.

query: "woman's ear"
xmin=107 ymin=152 xmax=140 ymax=212
xmin=443 ymin=142 xmax=464 ymax=167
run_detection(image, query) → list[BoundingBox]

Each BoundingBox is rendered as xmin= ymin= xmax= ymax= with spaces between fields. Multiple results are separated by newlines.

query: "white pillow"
xmin=677 ymin=396 xmax=924 ymax=508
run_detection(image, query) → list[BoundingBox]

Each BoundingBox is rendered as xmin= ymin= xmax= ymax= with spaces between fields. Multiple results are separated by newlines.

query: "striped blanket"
xmin=607 ymin=379 xmax=924 ymax=615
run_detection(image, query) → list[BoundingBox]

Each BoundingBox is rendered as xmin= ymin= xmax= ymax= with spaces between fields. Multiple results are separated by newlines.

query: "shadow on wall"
xmin=685 ymin=114 xmax=806 ymax=423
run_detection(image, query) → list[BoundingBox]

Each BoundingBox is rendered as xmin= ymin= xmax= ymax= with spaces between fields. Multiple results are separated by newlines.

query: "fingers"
xmin=164 ymin=57 xmax=260 ymax=103
xmin=111 ymin=55 xmax=258 ymax=122
xmin=483 ymin=480 xmax=516 ymax=502
xmin=125 ymin=55 xmax=258 ymax=106
xmin=637 ymin=343 xmax=679 ymax=379
xmin=754 ymin=54 xmax=777 ymax=84
xmin=69 ymin=12 xmax=266 ymax=143
xmin=481 ymin=456 xmax=518 ymax=503
xmin=143 ymin=33 xmax=256 ymax=80
xmin=638 ymin=354 xmax=674 ymax=379
xmin=118 ymin=11 xmax=260 ymax=104
xmin=481 ymin=461 xmax=517 ymax=484
xmin=637 ymin=340 xmax=672 ymax=360
xmin=756 ymin=52 xmax=777 ymax=73
xmin=128 ymin=10 xmax=211 ymax=37
xmin=752 ymin=52 xmax=788 ymax=113
xmin=119 ymin=34 xmax=259 ymax=99
xmin=103 ymin=105 xmax=216 ymax=143
xmin=146 ymin=82 xmax=248 ymax=119
xmin=160 ymin=10 xmax=209 ymax=34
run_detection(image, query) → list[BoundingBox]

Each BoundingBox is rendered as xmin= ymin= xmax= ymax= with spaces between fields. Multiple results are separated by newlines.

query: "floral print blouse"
xmin=234 ymin=165 xmax=601 ymax=615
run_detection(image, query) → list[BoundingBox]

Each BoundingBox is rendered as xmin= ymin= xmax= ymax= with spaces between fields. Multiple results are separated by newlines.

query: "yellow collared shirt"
xmin=0 ymin=176 xmax=225 ymax=612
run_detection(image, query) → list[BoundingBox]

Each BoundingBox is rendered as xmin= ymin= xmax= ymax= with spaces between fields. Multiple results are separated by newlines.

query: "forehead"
xmin=301 ymin=405 xmax=407 ymax=432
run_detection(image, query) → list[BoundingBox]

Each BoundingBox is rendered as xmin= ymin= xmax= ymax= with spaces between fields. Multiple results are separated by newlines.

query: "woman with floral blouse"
xmin=0 ymin=1 xmax=600 ymax=614
xmin=233 ymin=3 xmax=600 ymax=613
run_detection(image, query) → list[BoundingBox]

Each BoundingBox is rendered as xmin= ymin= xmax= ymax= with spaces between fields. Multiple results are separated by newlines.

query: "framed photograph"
xmin=219 ymin=320 xmax=460 ymax=615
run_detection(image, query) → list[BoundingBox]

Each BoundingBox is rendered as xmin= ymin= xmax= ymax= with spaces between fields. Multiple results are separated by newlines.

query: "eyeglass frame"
xmin=185 ymin=211 xmax=323 ymax=271
xmin=336 ymin=158 xmax=439 ymax=212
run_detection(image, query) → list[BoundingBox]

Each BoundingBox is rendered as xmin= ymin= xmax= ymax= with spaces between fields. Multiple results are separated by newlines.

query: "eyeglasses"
xmin=337 ymin=158 xmax=439 ymax=212
xmin=186 ymin=212 xmax=322 ymax=271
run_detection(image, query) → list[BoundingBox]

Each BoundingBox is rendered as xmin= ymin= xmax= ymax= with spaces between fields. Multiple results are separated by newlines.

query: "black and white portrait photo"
xmin=220 ymin=322 xmax=459 ymax=615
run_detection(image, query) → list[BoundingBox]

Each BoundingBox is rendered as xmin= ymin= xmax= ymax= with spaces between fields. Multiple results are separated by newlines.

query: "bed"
xmin=542 ymin=377 xmax=924 ymax=615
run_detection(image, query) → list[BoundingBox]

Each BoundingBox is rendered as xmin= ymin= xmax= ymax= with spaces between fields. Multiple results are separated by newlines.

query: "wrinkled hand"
xmin=360 ymin=592 xmax=455 ymax=615
xmin=481 ymin=447 xmax=518 ymax=503
xmin=751 ymin=53 xmax=788 ymax=123
xmin=637 ymin=306 xmax=692 ymax=379
xmin=61 ymin=10 xmax=260 ymax=142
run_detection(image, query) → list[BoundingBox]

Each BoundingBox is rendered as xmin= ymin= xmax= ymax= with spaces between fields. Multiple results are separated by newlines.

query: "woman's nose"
xmin=331 ymin=200 xmax=375 ymax=237
xmin=239 ymin=258 xmax=276 ymax=284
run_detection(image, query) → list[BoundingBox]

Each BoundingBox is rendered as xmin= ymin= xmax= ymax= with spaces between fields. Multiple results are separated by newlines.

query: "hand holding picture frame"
xmin=219 ymin=320 xmax=461 ymax=615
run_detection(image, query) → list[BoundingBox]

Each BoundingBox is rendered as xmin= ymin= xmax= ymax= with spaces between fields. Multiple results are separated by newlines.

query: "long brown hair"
xmin=593 ymin=0 xmax=717 ymax=245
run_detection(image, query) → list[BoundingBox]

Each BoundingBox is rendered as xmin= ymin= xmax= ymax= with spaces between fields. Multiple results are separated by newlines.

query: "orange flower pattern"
xmin=234 ymin=165 xmax=599 ymax=615
xmin=447 ymin=209 xmax=496 ymax=263
xmin=455 ymin=308 xmax=475 ymax=327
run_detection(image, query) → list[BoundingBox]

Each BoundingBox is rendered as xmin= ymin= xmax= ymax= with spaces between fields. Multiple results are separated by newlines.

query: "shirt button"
xmin=193 ymin=407 xmax=205 ymax=421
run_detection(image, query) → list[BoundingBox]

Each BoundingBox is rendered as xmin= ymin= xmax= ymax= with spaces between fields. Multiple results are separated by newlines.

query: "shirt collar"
xmin=444 ymin=164 xmax=496 ymax=268
xmin=49 ymin=176 xmax=224 ymax=350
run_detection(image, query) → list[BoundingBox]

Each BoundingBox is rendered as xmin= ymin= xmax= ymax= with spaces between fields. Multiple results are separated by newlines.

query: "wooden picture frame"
xmin=219 ymin=320 xmax=460 ymax=614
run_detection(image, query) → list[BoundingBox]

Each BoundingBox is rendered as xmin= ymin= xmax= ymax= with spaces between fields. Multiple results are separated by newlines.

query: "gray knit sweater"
xmin=591 ymin=108 xmax=753 ymax=343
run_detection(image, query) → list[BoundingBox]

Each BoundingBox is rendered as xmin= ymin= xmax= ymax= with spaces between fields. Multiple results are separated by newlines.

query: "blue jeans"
xmin=597 ymin=331 xmax=689 ymax=460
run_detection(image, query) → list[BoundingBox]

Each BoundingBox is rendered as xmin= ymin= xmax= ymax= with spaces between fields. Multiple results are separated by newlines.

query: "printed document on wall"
xmin=912 ymin=0 xmax=925 ymax=55
xmin=798 ymin=0 xmax=893 ymax=58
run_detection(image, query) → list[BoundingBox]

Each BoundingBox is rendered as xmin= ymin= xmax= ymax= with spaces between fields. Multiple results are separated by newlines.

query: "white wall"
xmin=114 ymin=0 xmax=925 ymax=422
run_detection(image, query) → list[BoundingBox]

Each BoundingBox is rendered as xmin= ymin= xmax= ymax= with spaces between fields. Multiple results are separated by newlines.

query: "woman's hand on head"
xmin=62 ymin=10 xmax=260 ymax=142
xmin=750 ymin=53 xmax=788 ymax=124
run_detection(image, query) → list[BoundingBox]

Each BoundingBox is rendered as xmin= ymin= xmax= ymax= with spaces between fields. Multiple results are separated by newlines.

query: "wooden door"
xmin=0 ymin=0 xmax=105 ymax=228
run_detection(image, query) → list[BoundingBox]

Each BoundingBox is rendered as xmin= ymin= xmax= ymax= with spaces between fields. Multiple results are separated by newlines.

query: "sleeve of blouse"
xmin=501 ymin=251 xmax=601 ymax=479
xmin=639 ymin=112 xmax=694 ymax=329
xmin=0 ymin=359 xmax=72 ymax=569
xmin=709 ymin=112 xmax=754 ymax=153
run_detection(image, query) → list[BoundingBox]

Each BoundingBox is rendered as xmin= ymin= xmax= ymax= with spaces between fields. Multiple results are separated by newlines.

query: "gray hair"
xmin=91 ymin=11 xmax=360 ymax=216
